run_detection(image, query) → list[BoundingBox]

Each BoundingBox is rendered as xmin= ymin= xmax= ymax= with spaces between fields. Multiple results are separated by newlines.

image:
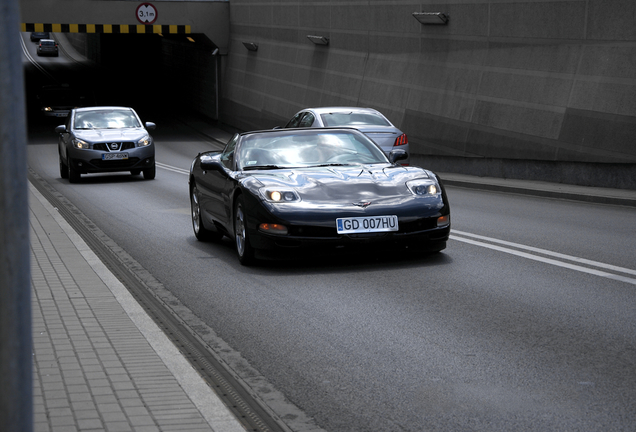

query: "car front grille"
xmin=92 ymin=142 xmax=135 ymax=151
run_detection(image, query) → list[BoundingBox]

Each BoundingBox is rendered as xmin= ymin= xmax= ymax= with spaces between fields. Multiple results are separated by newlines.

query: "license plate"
xmin=102 ymin=153 xmax=128 ymax=160
xmin=336 ymin=215 xmax=399 ymax=234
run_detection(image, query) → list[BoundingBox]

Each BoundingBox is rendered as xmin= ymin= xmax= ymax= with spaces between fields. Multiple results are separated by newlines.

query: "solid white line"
xmin=156 ymin=162 xmax=189 ymax=175
xmin=450 ymin=234 xmax=636 ymax=286
xmin=452 ymin=230 xmax=636 ymax=277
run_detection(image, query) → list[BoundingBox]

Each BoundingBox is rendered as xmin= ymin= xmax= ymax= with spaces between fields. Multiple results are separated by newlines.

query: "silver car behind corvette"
xmin=282 ymin=107 xmax=410 ymax=165
xmin=55 ymin=106 xmax=156 ymax=183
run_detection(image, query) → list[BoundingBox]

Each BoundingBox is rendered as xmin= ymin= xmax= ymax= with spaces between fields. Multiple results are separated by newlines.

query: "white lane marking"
xmin=156 ymin=162 xmax=189 ymax=175
xmin=452 ymin=230 xmax=636 ymax=277
xmin=450 ymin=232 xmax=636 ymax=286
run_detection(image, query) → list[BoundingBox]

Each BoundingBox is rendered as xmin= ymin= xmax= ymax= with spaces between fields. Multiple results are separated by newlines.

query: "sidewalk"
xmin=29 ymin=183 xmax=246 ymax=432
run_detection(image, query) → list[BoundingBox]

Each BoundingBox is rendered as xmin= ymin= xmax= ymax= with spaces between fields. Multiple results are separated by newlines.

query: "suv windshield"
xmin=74 ymin=110 xmax=141 ymax=129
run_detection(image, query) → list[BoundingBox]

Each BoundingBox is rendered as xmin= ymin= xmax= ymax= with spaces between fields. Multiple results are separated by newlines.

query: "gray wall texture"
xmin=220 ymin=0 xmax=636 ymax=189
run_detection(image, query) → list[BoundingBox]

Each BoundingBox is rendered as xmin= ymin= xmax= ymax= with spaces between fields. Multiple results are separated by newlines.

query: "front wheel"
xmin=68 ymin=160 xmax=80 ymax=183
xmin=143 ymin=164 xmax=156 ymax=180
xmin=234 ymin=195 xmax=256 ymax=266
xmin=59 ymin=153 xmax=68 ymax=179
xmin=191 ymin=185 xmax=221 ymax=242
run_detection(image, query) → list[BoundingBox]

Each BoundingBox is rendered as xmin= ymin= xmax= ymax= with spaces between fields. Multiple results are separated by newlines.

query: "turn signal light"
xmin=394 ymin=133 xmax=408 ymax=146
xmin=259 ymin=223 xmax=288 ymax=235
xmin=437 ymin=215 xmax=450 ymax=227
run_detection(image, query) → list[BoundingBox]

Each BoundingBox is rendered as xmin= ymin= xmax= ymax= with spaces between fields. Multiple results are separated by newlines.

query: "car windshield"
xmin=74 ymin=110 xmax=141 ymax=130
xmin=320 ymin=111 xmax=391 ymax=127
xmin=237 ymin=130 xmax=388 ymax=170
xmin=40 ymin=40 xmax=55 ymax=46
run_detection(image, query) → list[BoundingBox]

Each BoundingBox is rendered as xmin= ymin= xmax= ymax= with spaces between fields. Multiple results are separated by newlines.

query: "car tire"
xmin=59 ymin=153 xmax=68 ymax=179
xmin=143 ymin=164 xmax=156 ymax=180
xmin=67 ymin=160 xmax=80 ymax=183
xmin=234 ymin=195 xmax=256 ymax=266
xmin=191 ymin=185 xmax=221 ymax=242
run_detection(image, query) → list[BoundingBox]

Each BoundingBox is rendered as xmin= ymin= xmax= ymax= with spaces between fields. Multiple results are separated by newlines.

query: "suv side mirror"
xmin=55 ymin=125 xmax=66 ymax=134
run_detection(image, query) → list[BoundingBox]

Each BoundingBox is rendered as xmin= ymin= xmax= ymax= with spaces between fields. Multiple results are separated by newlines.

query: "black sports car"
xmin=189 ymin=128 xmax=450 ymax=265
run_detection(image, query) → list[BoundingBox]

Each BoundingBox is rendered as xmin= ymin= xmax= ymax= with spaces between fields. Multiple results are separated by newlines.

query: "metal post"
xmin=0 ymin=0 xmax=33 ymax=430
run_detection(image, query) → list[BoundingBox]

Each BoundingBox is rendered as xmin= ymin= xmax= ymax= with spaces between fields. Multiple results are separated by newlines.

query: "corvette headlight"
xmin=261 ymin=188 xmax=300 ymax=203
xmin=72 ymin=139 xmax=89 ymax=149
xmin=406 ymin=179 xmax=440 ymax=196
xmin=137 ymin=135 xmax=151 ymax=147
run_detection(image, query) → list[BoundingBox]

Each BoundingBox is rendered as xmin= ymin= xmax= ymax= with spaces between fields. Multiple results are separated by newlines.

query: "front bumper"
xmin=250 ymin=223 xmax=450 ymax=260
xmin=68 ymin=147 xmax=155 ymax=174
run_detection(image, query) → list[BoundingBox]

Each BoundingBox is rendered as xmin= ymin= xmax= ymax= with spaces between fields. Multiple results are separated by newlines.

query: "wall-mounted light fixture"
xmin=412 ymin=12 xmax=449 ymax=25
xmin=307 ymin=35 xmax=329 ymax=46
xmin=242 ymin=42 xmax=258 ymax=52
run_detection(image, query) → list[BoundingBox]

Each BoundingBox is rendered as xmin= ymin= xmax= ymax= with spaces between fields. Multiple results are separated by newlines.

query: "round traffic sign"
xmin=136 ymin=3 xmax=158 ymax=24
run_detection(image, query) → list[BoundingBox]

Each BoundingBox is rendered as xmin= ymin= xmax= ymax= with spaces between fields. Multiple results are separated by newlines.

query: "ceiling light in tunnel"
xmin=307 ymin=35 xmax=329 ymax=45
xmin=412 ymin=12 xmax=449 ymax=24
xmin=243 ymin=42 xmax=258 ymax=52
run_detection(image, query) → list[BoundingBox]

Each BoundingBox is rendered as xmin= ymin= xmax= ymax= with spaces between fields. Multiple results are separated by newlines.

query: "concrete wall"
xmin=221 ymin=0 xmax=636 ymax=189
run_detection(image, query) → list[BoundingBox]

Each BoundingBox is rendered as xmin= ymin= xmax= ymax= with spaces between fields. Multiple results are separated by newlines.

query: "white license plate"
xmin=336 ymin=215 xmax=399 ymax=234
xmin=102 ymin=153 xmax=128 ymax=160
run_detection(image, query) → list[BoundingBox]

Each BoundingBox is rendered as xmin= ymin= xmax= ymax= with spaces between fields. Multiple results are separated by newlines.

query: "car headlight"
xmin=260 ymin=188 xmax=300 ymax=203
xmin=137 ymin=135 xmax=151 ymax=147
xmin=406 ymin=179 xmax=440 ymax=196
xmin=72 ymin=139 xmax=89 ymax=149
xmin=42 ymin=107 xmax=52 ymax=112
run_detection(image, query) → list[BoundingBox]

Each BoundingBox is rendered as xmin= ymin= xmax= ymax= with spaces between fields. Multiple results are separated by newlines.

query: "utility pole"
xmin=0 ymin=0 xmax=33 ymax=430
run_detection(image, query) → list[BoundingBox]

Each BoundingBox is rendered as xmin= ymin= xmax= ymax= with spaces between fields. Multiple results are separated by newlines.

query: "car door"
xmin=198 ymin=134 xmax=238 ymax=227
xmin=57 ymin=115 xmax=73 ymax=162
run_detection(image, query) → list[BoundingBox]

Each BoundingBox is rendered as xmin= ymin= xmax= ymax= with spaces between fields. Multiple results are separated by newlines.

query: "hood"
xmin=245 ymin=164 xmax=431 ymax=204
xmin=75 ymin=128 xmax=148 ymax=142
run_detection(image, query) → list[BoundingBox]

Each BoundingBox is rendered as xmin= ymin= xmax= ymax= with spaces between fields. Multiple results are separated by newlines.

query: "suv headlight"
xmin=260 ymin=188 xmax=300 ymax=203
xmin=72 ymin=139 xmax=89 ymax=149
xmin=406 ymin=179 xmax=440 ymax=196
xmin=137 ymin=135 xmax=151 ymax=147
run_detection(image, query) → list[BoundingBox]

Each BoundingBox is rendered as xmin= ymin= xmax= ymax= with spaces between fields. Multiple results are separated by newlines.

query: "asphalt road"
xmin=23 ymin=33 xmax=636 ymax=431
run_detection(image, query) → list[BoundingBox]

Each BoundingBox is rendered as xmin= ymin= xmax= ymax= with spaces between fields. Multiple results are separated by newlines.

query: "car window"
xmin=285 ymin=112 xmax=304 ymax=128
xmin=320 ymin=112 xmax=391 ymax=127
xmin=298 ymin=112 xmax=315 ymax=127
xmin=41 ymin=40 xmax=55 ymax=46
xmin=237 ymin=130 xmax=387 ymax=170
xmin=221 ymin=134 xmax=239 ymax=169
xmin=74 ymin=109 xmax=141 ymax=129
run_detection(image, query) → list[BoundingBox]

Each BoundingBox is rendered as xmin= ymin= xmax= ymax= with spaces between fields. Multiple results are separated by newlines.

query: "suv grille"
xmin=93 ymin=142 xmax=135 ymax=151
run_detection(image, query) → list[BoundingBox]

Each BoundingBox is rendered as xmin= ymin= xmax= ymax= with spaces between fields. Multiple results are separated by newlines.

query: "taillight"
xmin=394 ymin=133 xmax=408 ymax=146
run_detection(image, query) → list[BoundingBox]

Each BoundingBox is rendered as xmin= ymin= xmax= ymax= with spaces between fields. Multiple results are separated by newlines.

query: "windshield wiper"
xmin=314 ymin=163 xmax=351 ymax=167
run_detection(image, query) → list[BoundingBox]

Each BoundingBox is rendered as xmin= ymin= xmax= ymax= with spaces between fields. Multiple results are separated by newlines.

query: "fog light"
xmin=437 ymin=215 xmax=450 ymax=227
xmin=259 ymin=223 xmax=288 ymax=235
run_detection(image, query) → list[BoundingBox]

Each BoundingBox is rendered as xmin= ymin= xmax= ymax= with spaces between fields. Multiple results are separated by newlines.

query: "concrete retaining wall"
xmin=220 ymin=0 xmax=636 ymax=189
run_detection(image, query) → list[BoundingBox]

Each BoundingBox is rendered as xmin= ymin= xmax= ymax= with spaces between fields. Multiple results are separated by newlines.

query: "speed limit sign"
xmin=136 ymin=3 xmax=158 ymax=24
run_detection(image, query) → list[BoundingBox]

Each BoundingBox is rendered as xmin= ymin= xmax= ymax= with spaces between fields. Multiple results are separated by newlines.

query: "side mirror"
xmin=55 ymin=125 xmax=66 ymax=134
xmin=145 ymin=122 xmax=156 ymax=131
xmin=389 ymin=149 xmax=408 ymax=164
xmin=200 ymin=157 xmax=225 ymax=173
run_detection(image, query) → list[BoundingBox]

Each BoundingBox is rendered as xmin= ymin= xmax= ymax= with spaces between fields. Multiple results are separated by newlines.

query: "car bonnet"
xmin=246 ymin=165 xmax=434 ymax=203
xmin=73 ymin=128 xmax=149 ymax=142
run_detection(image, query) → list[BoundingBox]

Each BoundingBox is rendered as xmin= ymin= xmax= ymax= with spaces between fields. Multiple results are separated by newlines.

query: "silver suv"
xmin=56 ymin=107 xmax=156 ymax=183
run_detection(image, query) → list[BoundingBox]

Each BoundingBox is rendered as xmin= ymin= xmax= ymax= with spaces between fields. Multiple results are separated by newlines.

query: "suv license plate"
xmin=336 ymin=215 xmax=399 ymax=234
xmin=102 ymin=153 xmax=129 ymax=160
